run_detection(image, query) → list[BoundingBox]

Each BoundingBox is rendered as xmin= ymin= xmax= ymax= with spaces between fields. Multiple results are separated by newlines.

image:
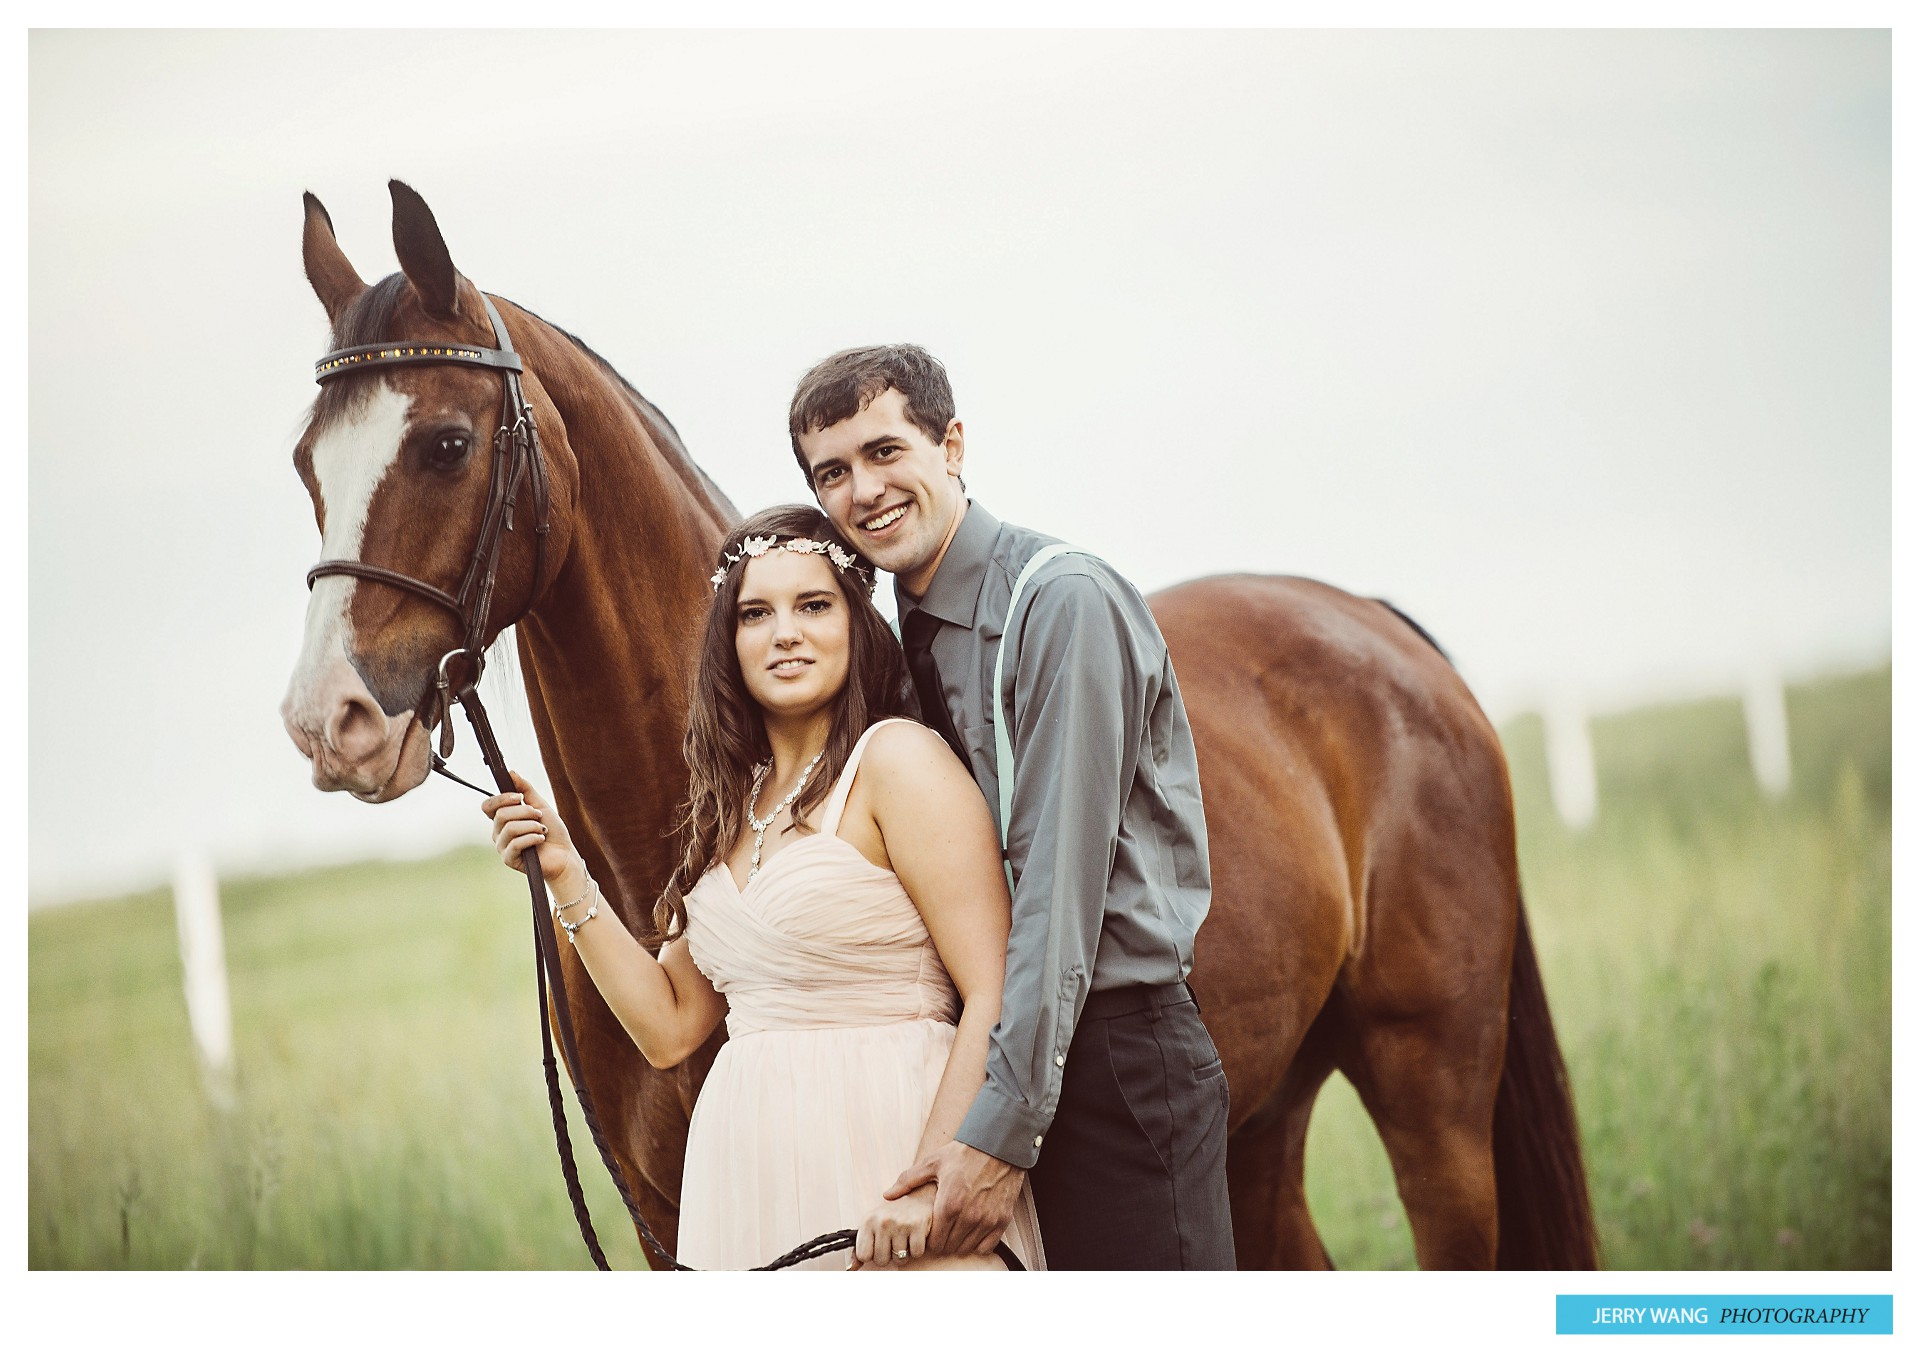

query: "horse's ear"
xmin=302 ymin=192 xmax=367 ymax=324
xmin=389 ymin=179 xmax=461 ymax=320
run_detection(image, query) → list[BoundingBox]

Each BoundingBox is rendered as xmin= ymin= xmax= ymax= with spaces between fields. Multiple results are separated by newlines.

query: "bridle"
xmin=300 ymin=297 xmax=1023 ymax=1273
xmin=307 ymin=295 xmax=550 ymax=766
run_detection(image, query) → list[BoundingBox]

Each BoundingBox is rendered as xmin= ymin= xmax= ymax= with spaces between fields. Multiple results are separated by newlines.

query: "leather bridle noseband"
xmin=300 ymin=298 xmax=1023 ymax=1274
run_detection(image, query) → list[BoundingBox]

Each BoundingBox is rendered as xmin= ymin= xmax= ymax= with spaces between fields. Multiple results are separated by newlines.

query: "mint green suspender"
xmin=991 ymin=544 xmax=1082 ymax=889
xmin=891 ymin=543 xmax=1083 ymax=889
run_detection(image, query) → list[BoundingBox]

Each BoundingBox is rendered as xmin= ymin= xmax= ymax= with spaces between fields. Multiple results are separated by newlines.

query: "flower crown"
xmin=709 ymin=534 xmax=873 ymax=594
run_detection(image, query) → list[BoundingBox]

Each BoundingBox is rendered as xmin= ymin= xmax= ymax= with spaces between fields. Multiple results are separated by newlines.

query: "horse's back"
xmin=1151 ymin=572 xmax=1511 ymax=868
xmin=1152 ymin=573 xmax=1475 ymax=731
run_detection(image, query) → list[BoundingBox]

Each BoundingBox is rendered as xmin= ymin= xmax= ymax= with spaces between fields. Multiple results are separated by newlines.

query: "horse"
xmin=280 ymin=181 xmax=1597 ymax=1270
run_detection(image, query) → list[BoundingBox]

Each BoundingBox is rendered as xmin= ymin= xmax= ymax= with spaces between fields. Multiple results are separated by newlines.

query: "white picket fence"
xmin=1540 ymin=670 xmax=1792 ymax=830
xmin=171 ymin=847 xmax=235 ymax=1110
xmin=1742 ymin=670 xmax=1793 ymax=799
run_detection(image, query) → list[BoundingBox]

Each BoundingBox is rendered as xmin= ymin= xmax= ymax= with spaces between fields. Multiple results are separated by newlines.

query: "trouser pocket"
xmin=1029 ymin=999 xmax=1235 ymax=1268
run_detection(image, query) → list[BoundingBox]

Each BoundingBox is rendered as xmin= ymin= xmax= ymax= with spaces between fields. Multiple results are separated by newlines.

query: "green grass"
xmin=29 ymin=851 xmax=646 ymax=1269
xmin=30 ymin=667 xmax=1891 ymax=1270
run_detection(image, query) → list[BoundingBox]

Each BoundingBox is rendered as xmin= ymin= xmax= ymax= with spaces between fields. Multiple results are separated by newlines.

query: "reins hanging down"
xmin=304 ymin=298 xmax=1020 ymax=1273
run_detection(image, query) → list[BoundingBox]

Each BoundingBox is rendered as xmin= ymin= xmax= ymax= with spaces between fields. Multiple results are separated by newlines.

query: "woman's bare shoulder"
xmin=864 ymin=717 xmax=960 ymax=771
xmin=861 ymin=718 xmax=970 ymax=787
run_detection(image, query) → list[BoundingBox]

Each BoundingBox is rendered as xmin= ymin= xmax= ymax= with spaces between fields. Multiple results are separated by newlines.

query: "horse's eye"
xmin=426 ymin=433 xmax=471 ymax=469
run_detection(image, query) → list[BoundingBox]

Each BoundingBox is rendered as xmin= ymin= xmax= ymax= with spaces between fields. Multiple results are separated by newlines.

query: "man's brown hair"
xmin=787 ymin=344 xmax=956 ymax=483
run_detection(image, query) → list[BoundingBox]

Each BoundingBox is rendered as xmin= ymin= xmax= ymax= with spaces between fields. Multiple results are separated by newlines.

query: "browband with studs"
xmin=315 ymin=341 xmax=524 ymax=382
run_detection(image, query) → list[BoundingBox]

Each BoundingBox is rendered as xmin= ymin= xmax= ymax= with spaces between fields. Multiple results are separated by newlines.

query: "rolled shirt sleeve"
xmin=954 ymin=567 xmax=1150 ymax=1167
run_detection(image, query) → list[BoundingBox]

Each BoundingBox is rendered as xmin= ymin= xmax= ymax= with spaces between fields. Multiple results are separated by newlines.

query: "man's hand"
xmin=885 ymin=1140 xmax=1027 ymax=1257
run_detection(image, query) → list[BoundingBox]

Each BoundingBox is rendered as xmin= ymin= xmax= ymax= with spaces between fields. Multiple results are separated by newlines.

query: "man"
xmin=789 ymin=344 xmax=1235 ymax=1270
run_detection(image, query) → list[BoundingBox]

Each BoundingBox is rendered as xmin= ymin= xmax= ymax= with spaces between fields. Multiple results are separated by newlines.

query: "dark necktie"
xmin=900 ymin=608 xmax=965 ymax=763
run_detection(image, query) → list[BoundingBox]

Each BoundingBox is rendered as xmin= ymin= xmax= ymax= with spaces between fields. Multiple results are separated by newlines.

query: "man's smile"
xmin=860 ymin=503 xmax=909 ymax=535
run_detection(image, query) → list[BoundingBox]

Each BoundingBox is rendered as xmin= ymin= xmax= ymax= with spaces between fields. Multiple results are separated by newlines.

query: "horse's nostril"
xmin=327 ymin=694 xmax=386 ymax=762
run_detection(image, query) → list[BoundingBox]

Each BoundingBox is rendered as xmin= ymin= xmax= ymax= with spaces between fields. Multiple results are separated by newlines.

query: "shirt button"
xmin=1033 ymin=1135 xmax=1044 ymax=1149
xmin=1054 ymin=1054 xmax=1066 ymax=1067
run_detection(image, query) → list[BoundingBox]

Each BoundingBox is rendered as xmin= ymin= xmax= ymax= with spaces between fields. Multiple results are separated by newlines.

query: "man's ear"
xmin=943 ymin=419 xmax=966 ymax=477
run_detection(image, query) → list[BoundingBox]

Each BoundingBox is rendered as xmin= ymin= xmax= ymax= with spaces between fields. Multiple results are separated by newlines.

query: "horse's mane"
xmin=525 ymin=311 xmax=740 ymax=525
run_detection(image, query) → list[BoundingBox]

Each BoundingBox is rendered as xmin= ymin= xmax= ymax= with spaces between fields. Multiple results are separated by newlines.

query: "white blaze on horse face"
xmin=283 ymin=384 xmax=415 ymax=768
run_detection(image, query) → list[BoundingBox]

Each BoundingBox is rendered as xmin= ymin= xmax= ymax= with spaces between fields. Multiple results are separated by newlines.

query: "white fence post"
xmin=1545 ymin=692 xmax=1598 ymax=831
xmin=1742 ymin=669 xmax=1792 ymax=798
xmin=172 ymin=847 xmax=235 ymax=1111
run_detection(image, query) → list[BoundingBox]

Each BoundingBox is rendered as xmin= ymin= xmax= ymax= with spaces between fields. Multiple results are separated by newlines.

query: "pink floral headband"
xmin=709 ymin=534 xmax=875 ymax=595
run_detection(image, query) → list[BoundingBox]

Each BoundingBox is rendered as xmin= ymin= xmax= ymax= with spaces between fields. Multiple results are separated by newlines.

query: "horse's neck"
xmin=509 ymin=315 xmax=736 ymax=929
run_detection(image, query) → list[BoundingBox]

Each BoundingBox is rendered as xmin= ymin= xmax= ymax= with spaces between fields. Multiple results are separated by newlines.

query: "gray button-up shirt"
xmin=896 ymin=501 xmax=1212 ymax=1169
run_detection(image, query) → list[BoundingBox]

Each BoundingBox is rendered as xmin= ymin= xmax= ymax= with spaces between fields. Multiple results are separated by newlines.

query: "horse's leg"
xmin=559 ymin=1022 xmax=685 ymax=1265
xmin=555 ymin=962 xmax=717 ymax=1268
xmin=1340 ymin=1019 xmax=1502 ymax=1269
xmin=1191 ymin=755 xmax=1354 ymax=1271
xmin=1336 ymin=873 xmax=1511 ymax=1270
xmin=1196 ymin=816 xmax=1349 ymax=1271
xmin=626 ymin=1171 xmax=682 ymax=1266
xmin=1226 ymin=1012 xmax=1340 ymax=1269
xmin=617 ymin=1029 xmax=725 ymax=1267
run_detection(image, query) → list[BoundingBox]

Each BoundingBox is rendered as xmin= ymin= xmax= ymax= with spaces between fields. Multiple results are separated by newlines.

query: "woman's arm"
xmin=845 ymin=722 xmax=1016 ymax=1267
xmin=485 ymin=772 xmax=727 ymax=1070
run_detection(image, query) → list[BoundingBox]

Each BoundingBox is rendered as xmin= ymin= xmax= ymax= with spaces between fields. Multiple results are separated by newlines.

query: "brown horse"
xmin=280 ymin=182 xmax=1596 ymax=1270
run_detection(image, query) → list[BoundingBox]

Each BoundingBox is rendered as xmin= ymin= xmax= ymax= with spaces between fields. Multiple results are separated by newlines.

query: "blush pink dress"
xmin=676 ymin=719 xmax=1045 ymax=1271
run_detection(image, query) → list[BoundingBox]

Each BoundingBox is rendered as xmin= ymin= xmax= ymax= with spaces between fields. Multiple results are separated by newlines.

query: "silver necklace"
xmin=744 ymin=749 xmax=826 ymax=880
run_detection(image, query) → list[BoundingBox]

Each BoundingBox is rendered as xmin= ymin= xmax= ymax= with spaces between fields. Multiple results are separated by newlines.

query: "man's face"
xmin=797 ymin=386 xmax=966 ymax=597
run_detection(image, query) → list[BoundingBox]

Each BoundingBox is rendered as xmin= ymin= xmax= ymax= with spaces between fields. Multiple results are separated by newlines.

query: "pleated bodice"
xmin=685 ymin=830 xmax=960 ymax=1037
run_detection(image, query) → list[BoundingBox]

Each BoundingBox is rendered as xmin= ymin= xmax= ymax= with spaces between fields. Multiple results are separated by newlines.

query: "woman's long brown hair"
xmin=654 ymin=504 xmax=912 ymax=939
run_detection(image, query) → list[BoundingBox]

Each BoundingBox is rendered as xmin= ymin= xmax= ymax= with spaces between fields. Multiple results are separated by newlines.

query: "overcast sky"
xmin=27 ymin=28 xmax=1889 ymax=901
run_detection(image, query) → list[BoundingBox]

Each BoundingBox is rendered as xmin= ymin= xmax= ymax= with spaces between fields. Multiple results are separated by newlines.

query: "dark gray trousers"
xmin=1026 ymin=984 xmax=1236 ymax=1269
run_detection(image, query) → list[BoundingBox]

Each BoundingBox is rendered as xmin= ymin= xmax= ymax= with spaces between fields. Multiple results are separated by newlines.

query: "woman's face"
xmin=733 ymin=549 xmax=853 ymax=724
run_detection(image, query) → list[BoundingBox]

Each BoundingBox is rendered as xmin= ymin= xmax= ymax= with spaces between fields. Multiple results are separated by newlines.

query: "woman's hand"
xmin=482 ymin=771 xmax=583 ymax=890
xmin=850 ymin=1183 xmax=935 ymax=1270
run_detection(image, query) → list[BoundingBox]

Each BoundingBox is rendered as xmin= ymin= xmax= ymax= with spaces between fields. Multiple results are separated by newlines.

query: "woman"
xmin=483 ymin=505 xmax=1043 ymax=1271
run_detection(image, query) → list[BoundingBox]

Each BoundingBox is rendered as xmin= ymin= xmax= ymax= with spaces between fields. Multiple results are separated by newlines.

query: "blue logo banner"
xmin=1557 ymin=1295 xmax=1891 ymax=1335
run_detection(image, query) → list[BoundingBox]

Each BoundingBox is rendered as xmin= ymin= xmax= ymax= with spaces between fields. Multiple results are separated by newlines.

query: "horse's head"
xmin=281 ymin=182 xmax=574 ymax=801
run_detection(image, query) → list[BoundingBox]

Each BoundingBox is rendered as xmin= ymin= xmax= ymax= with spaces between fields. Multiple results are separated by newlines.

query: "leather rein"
xmin=304 ymin=300 xmax=1013 ymax=1272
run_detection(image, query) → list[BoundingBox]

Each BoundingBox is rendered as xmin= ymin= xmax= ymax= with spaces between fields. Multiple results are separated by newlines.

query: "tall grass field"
xmin=29 ymin=667 xmax=1890 ymax=1270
